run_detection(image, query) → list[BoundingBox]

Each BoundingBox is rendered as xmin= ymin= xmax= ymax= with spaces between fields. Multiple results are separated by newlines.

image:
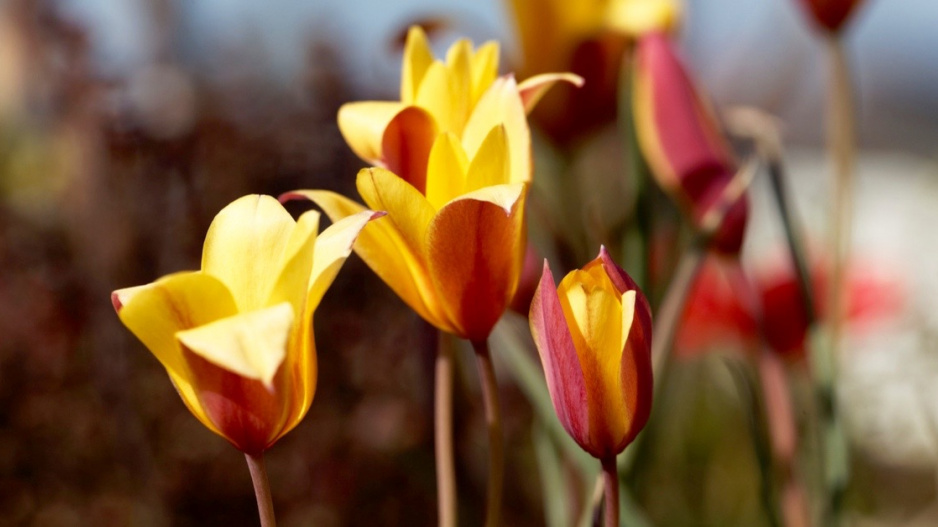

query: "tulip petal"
xmin=618 ymin=290 xmax=654 ymax=448
xmin=281 ymin=190 xmax=455 ymax=333
xmin=464 ymin=124 xmax=511 ymax=192
xmin=463 ymin=76 xmax=531 ymax=184
xmin=401 ymin=26 xmax=435 ymax=104
xmin=445 ymin=38 xmax=473 ymax=131
xmin=307 ymin=209 xmax=386 ymax=313
xmin=357 ymin=167 xmax=435 ymax=259
xmin=425 ymin=132 xmax=469 ymax=209
xmin=266 ymin=209 xmax=320 ymax=315
xmin=426 ymin=183 xmax=526 ymax=341
xmin=201 ymin=195 xmax=300 ymax=312
xmin=416 ymin=61 xmax=459 ymax=135
xmin=529 ymin=261 xmax=590 ymax=451
xmin=176 ymin=302 xmax=294 ymax=389
xmin=337 ymin=101 xmax=406 ymax=164
xmin=517 ymin=72 xmax=585 ymax=115
xmin=381 ymin=106 xmax=438 ymax=194
xmin=114 ymin=271 xmax=238 ymax=435
xmin=470 ymin=41 xmax=499 ymax=105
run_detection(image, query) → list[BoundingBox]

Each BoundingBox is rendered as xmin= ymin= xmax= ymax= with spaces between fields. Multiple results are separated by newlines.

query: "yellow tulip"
xmin=112 ymin=195 xmax=380 ymax=454
xmin=529 ymin=247 xmax=653 ymax=459
xmin=287 ymin=28 xmax=580 ymax=342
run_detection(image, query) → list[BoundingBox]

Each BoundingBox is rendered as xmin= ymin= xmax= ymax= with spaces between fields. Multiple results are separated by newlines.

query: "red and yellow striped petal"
xmin=426 ymin=183 xmax=527 ymax=341
xmin=337 ymin=101 xmax=406 ymax=165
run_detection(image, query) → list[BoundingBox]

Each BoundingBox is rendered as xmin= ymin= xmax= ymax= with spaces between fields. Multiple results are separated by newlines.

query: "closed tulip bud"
xmin=633 ymin=32 xmax=749 ymax=255
xmin=112 ymin=195 xmax=380 ymax=454
xmin=529 ymin=247 xmax=653 ymax=459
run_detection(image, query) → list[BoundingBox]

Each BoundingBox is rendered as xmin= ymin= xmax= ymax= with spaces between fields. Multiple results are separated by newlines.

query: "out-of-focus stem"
xmin=602 ymin=456 xmax=620 ymax=527
xmin=245 ymin=452 xmax=277 ymax=527
xmin=473 ymin=339 xmax=504 ymax=527
xmin=435 ymin=332 xmax=457 ymax=527
xmin=826 ymin=34 xmax=855 ymax=360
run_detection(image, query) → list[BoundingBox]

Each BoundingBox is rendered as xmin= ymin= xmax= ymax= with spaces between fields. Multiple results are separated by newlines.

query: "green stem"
xmin=435 ymin=332 xmax=458 ymax=527
xmin=473 ymin=339 xmax=504 ymax=527
xmin=245 ymin=452 xmax=276 ymax=527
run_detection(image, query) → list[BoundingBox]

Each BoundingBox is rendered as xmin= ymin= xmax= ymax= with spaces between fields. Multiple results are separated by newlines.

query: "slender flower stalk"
xmin=435 ymin=332 xmax=457 ymax=527
xmin=473 ymin=339 xmax=504 ymax=527
xmin=825 ymin=34 xmax=856 ymax=362
xmin=245 ymin=453 xmax=276 ymax=527
xmin=601 ymin=456 xmax=620 ymax=527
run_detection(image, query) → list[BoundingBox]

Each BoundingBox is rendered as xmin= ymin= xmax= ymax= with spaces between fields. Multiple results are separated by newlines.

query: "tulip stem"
xmin=602 ymin=456 xmax=620 ymax=527
xmin=826 ymin=34 xmax=855 ymax=360
xmin=435 ymin=332 xmax=458 ymax=527
xmin=245 ymin=452 xmax=276 ymax=527
xmin=473 ymin=339 xmax=503 ymax=527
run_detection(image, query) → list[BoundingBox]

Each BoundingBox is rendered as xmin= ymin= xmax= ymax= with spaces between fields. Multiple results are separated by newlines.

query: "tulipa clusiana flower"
xmin=112 ymin=194 xmax=379 ymax=526
xmin=529 ymin=246 xmax=653 ymax=527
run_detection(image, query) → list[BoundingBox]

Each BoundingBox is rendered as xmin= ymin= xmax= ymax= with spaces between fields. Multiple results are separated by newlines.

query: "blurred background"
xmin=1 ymin=0 xmax=936 ymax=525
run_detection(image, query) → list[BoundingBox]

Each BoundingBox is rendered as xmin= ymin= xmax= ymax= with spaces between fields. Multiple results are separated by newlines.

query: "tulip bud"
xmin=529 ymin=247 xmax=653 ymax=459
xmin=633 ymin=32 xmax=749 ymax=255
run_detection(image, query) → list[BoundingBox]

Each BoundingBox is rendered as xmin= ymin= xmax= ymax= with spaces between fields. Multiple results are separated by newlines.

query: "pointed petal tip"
xmin=110 ymin=291 xmax=124 ymax=313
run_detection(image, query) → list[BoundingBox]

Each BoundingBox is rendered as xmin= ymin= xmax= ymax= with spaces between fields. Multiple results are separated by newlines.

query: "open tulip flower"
xmin=112 ymin=195 xmax=380 ymax=455
xmin=795 ymin=0 xmax=865 ymax=33
xmin=288 ymin=27 xmax=580 ymax=343
xmin=633 ymin=32 xmax=749 ymax=255
xmin=529 ymin=247 xmax=653 ymax=460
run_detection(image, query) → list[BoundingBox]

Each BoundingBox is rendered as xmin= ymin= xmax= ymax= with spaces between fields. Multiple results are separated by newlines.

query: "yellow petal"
xmin=445 ymin=39 xmax=473 ymax=132
xmin=306 ymin=209 xmax=385 ymax=313
xmin=426 ymin=183 xmax=527 ymax=341
xmin=115 ymin=271 xmax=238 ymax=434
xmin=337 ymin=101 xmax=405 ymax=164
xmin=415 ymin=61 xmax=458 ymax=135
xmin=464 ymin=125 xmax=511 ymax=193
xmin=606 ymin=0 xmax=681 ymax=37
xmin=470 ymin=41 xmax=500 ymax=105
xmin=282 ymin=190 xmax=456 ymax=334
xmin=266 ymin=209 xmax=319 ymax=315
xmin=517 ymin=72 xmax=585 ymax=114
xmin=401 ymin=26 xmax=435 ymax=104
xmin=425 ymin=132 xmax=469 ymax=209
xmin=176 ymin=302 xmax=294 ymax=390
xmin=356 ymin=167 xmax=435 ymax=260
xmin=201 ymin=195 xmax=295 ymax=312
xmin=462 ymin=76 xmax=531 ymax=184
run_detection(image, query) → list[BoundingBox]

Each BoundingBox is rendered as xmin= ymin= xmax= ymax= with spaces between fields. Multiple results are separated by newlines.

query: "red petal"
xmin=381 ymin=106 xmax=437 ymax=194
xmin=528 ymin=261 xmax=590 ymax=451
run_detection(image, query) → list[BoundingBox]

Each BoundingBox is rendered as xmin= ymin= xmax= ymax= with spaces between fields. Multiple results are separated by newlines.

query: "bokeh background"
xmin=1 ymin=0 xmax=937 ymax=525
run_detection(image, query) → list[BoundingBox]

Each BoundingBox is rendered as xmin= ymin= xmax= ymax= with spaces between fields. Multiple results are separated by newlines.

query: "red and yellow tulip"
xmin=632 ymin=32 xmax=748 ymax=255
xmin=288 ymin=28 xmax=580 ymax=343
xmin=795 ymin=0 xmax=865 ymax=33
xmin=112 ymin=195 xmax=379 ymax=454
xmin=529 ymin=247 xmax=653 ymax=459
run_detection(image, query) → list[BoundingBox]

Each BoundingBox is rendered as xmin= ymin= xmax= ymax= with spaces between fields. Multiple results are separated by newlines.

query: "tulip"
xmin=795 ymin=0 xmax=865 ymax=33
xmin=290 ymin=29 xmax=579 ymax=343
xmin=529 ymin=247 xmax=652 ymax=526
xmin=632 ymin=32 xmax=748 ymax=254
xmin=112 ymin=195 xmax=379 ymax=454
xmin=529 ymin=247 xmax=653 ymax=459
xmin=337 ymin=25 xmax=581 ymax=193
